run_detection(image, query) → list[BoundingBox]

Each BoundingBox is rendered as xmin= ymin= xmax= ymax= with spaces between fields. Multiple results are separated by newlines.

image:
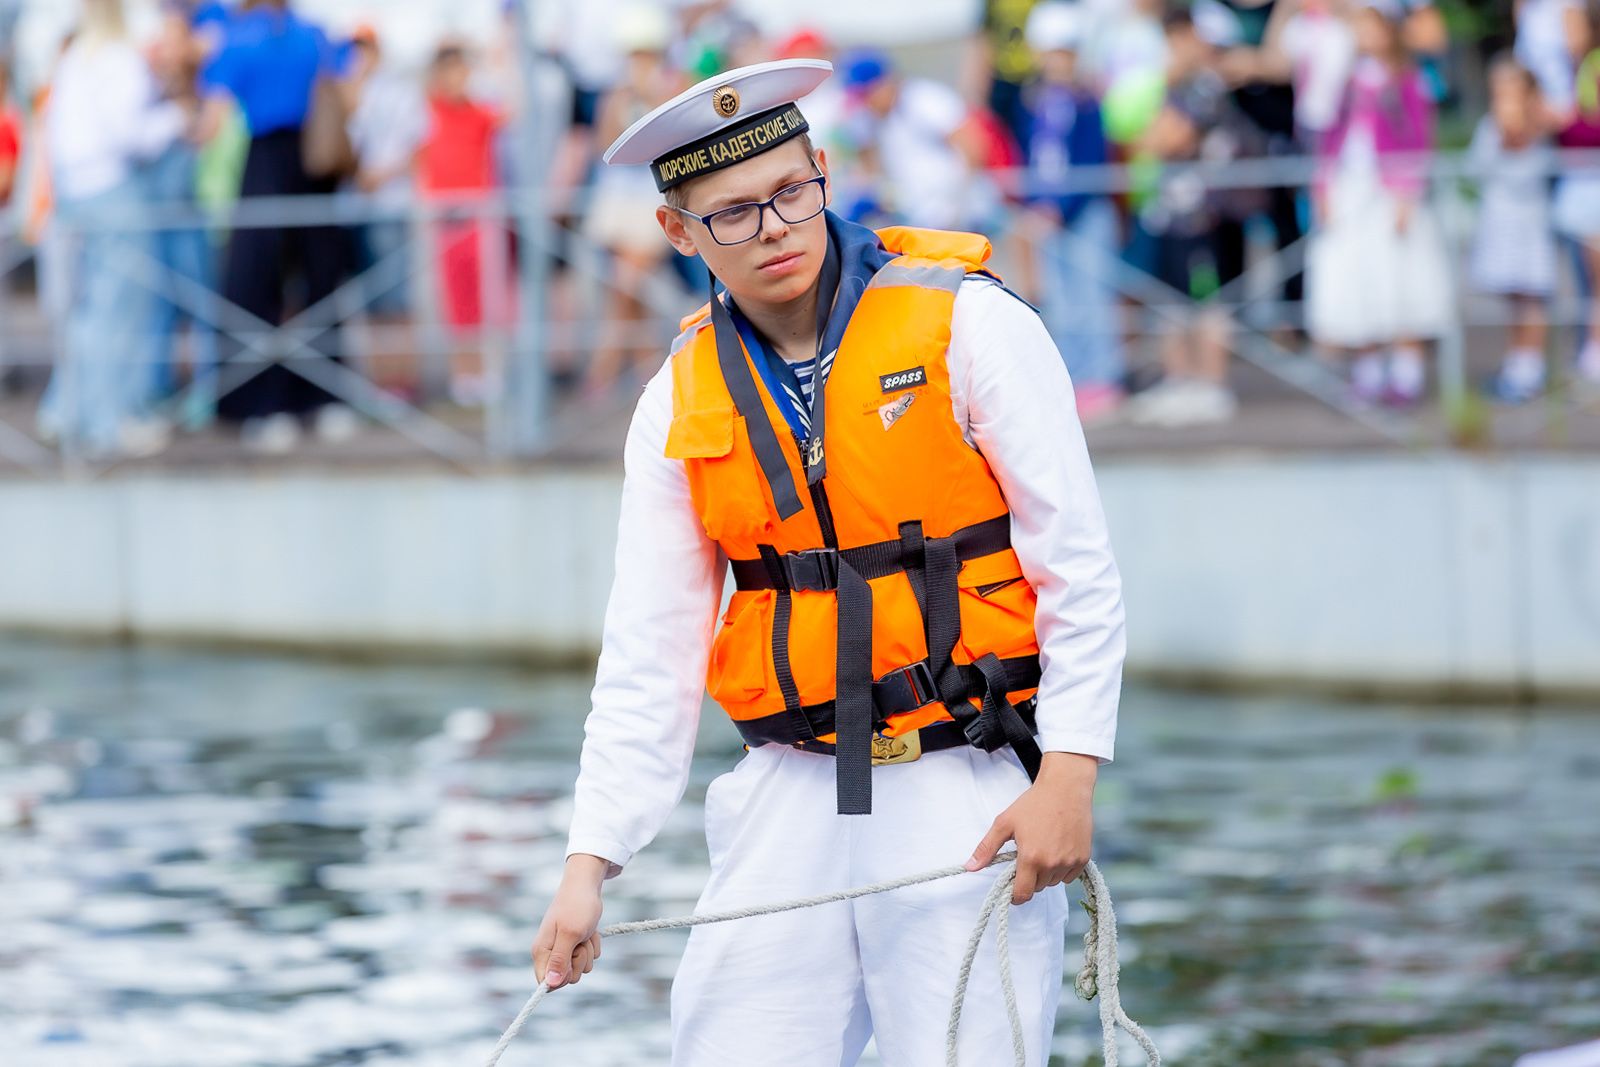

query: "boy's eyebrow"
xmin=701 ymin=167 xmax=816 ymax=212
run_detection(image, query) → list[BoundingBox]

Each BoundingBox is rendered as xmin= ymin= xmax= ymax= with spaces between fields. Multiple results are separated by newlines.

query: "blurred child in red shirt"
xmin=0 ymin=62 xmax=21 ymax=207
xmin=418 ymin=41 xmax=512 ymax=406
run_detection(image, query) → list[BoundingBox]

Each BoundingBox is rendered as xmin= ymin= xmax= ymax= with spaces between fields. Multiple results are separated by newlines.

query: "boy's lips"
xmin=758 ymin=251 xmax=805 ymax=274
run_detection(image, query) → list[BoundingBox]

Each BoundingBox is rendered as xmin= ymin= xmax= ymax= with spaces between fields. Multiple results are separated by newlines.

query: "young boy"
xmin=534 ymin=59 xmax=1125 ymax=1066
xmin=418 ymin=42 xmax=509 ymax=406
xmin=1020 ymin=2 xmax=1125 ymax=422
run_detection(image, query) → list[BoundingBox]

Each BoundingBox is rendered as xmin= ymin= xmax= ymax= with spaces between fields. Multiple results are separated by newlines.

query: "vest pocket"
xmin=664 ymin=407 xmax=735 ymax=458
xmin=708 ymin=590 xmax=776 ymax=707
xmin=956 ymin=550 xmax=1040 ymax=663
xmin=665 ymin=406 xmax=775 ymax=543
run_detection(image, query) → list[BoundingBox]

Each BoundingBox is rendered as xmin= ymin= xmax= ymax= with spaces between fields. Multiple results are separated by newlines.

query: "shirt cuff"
xmin=1036 ymin=729 xmax=1115 ymax=765
xmin=563 ymin=836 xmax=633 ymax=880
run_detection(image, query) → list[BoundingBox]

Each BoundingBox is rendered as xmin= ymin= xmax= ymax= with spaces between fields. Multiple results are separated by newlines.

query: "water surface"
xmin=2 ymin=639 xmax=1597 ymax=1066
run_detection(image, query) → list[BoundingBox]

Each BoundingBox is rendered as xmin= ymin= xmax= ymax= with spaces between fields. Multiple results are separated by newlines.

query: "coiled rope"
xmin=485 ymin=853 xmax=1160 ymax=1067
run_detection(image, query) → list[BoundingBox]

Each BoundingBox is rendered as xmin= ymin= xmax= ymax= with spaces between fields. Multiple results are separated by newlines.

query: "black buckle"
xmin=872 ymin=660 xmax=939 ymax=716
xmin=955 ymin=694 xmax=1039 ymax=754
xmin=957 ymin=706 xmax=1001 ymax=752
xmin=899 ymin=661 xmax=937 ymax=708
xmin=783 ymin=548 xmax=840 ymax=592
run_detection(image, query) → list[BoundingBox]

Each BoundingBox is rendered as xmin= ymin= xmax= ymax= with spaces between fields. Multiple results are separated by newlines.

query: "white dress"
xmin=1306 ymin=121 xmax=1454 ymax=348
xmin=1552 ymin=166 xmax=1600 ymax=240
xmin=1468 ymin=118 xmax=1558 ymax=297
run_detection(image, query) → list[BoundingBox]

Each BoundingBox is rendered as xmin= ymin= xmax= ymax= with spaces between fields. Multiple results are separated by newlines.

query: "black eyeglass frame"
xmin=672 ymin=166 xmax=829 ymax=246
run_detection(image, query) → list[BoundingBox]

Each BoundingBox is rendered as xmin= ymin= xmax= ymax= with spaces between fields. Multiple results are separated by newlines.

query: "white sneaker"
xmin=1124 ymin=379 xmax=1187 ymax=426
xmin=1576 ymin=342 xmax=1600 ymax=387
xmin=1150 ymin=379 xmax=1237 ymax=427
xmin=118 ymin=417 xmax=173 ymax=458
xmin=242 ymin=413 xmax=302 ymax=455
xmin=312 ymin=403 xmax=361 ymax=444
xmin=1180 ymin=381 xmax=1239 ymax=425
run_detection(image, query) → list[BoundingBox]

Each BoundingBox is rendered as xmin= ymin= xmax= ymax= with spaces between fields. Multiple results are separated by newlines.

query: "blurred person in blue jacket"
xmin=198 ymin=0 xmax=354 ymax=455
xmin=1019 ymin=2 xmax=1125 ymax=423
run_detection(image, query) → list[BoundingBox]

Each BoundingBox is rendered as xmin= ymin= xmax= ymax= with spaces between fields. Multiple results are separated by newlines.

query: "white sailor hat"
xmin=1026 ymin=3 xmax=1085 ymax=53
xmin=603 ymin=58 xmax=834 ymax=192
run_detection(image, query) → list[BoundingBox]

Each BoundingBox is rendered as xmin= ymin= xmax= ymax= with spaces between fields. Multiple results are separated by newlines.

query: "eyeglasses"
xmin=675 ymin=170 xmax=828 ymax=246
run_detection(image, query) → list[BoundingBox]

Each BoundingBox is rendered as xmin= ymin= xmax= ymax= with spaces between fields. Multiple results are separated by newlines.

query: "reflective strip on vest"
xmin=863 ymin=261 xmax=967 ymax=294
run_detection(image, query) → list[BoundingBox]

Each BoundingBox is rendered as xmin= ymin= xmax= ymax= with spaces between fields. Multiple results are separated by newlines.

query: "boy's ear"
xmin=657 ymin=205 xmax=700 ymax=258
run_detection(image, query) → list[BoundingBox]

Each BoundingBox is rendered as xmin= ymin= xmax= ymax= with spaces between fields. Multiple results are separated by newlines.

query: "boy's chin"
xmin=738 ymin=266 xmax=820 ymax=304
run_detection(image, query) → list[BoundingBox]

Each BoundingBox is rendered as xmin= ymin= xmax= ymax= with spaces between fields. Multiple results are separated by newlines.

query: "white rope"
xmin=485 ymin=853 xmax=1159 ymax=1067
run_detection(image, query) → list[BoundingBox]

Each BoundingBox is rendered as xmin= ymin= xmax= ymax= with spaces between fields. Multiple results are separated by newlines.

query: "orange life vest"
xmin=665 ymin=226 xmax=1044 ymax=813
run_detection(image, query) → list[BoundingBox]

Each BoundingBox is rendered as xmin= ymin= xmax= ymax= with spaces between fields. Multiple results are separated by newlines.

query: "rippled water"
xmin=2 ymin=638 xmax=1598 ymax=1067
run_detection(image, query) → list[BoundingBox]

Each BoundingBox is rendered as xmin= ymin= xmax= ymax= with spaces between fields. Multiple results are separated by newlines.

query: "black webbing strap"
xmin=922 ymin=535 xmax=968 ymax=713
xmin=707 ymin=280 xmax=805 ymax=521
xmin=728 ymin=515 xmax=1013 ymax=591
xmin=753 ymin=699 xmax=1040 ymax=760
xmin=898 ymin=521 xmax=928 ymax=615
xmin=758 ymin=544 xmax=806 ymax=727
xmin=834 ymin=561 xmax=875 ymax=814
xmin=960 ymin=653 xmax=1045 ymax=781
xmin=957 ymin=657 xmax=1043 ymax=696
xmin=732 ymin=655 xmax=1038 ymax=748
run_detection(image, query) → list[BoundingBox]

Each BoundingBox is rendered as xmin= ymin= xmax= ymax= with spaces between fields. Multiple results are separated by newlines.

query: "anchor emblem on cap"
xmin=712 ymin=86 xmax=740 ymax=118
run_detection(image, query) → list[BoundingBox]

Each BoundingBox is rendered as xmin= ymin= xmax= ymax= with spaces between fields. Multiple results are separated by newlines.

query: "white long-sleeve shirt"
xmin=565 ymin=277 xmax=1126 ymax=877
xmin=47 ymin=40 xmax=186 ymax=203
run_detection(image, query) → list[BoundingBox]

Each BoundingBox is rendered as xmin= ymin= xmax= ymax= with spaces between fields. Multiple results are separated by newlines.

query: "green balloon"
xmin=1102 ymin=70 xmax=1166 ymax=145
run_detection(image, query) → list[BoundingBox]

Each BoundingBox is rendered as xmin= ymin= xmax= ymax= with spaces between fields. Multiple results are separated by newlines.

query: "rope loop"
xmin=486 ymin=855 xmax=1159 ymax=1067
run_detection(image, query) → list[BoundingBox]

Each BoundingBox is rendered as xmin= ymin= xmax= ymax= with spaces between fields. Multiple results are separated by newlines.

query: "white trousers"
xmin=670 ymin=743 xmax=1069 ymax=1066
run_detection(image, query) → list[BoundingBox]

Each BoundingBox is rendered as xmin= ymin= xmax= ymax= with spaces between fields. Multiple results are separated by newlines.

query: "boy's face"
xmin=658 ymin=139 xmax=834 ymax=309
xmin=1353 ymin=9 xmax=1393 ymax=56
xmin=350 ymin=40 xmax=379 ymax=81
xmin=1489 ymin=67 xmax=1532 ymax=134
xmin=863 ymin=78 xmax=898 ymax=117
xmin=433 ymin=56 xmax=470 ymax=99
xmin=1165 ymin=26 xmax=1209 ymax=74
xmin=1036 ymin=47 xmax=1078 ymax=85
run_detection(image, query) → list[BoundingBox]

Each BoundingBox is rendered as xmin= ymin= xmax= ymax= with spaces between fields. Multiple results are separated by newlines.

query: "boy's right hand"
xmin=532 ymin=855 xmax=608 ymax=989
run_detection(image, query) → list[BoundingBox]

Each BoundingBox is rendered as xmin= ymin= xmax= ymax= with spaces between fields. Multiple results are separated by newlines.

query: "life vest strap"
xmin=727 ymin=514 xmax=1014 ymax=591
xmin=743 ymin=696 xmax=1041 ymax=764
xmin=957 ymin=653 xmax=1045 ymax=780
xmin=732 ymin=655 xmax=1043 ymax=748
xmin=729 ymin=512 xmax=1032 ymax=813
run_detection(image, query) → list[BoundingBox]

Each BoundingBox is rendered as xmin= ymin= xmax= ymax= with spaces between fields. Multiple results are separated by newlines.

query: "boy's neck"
xmin=735 ymin=278 xmax=823 ymax=364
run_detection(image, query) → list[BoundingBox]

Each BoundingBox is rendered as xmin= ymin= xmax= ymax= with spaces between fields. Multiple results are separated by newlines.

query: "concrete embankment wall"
xmin=2 ymin=455 xmax=1597 ymax=696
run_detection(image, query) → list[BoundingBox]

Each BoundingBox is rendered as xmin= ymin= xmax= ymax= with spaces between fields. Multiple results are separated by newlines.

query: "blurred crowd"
xmin=3 ymin=0 xmax=1600 ymax=458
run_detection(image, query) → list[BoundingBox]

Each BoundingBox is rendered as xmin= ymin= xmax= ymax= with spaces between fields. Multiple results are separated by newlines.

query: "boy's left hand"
xmin=965 ymin=752 xmax=1098 ymax=905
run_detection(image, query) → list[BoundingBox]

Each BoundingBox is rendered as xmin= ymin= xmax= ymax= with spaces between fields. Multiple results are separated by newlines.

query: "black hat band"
xmin=650 ymin=103 xmax=810 ymax=192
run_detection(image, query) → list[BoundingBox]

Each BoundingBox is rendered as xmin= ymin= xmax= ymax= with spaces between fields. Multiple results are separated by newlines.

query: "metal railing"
xmin=1 ymin=147 xmax=1597 ymax=474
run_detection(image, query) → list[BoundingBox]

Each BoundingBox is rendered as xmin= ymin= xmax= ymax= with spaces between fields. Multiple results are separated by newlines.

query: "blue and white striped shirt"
xmin=783 ymin=349 xmax=837 ymax=433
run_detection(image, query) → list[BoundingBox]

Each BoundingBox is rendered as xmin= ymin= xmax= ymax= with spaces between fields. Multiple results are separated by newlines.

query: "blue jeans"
xmin=38 ymin=180 xmax=158 ymax=452
xmin=141 ymin=144 xmax=220 ymax=422
xmin=1036 ymin=198 xmax=1125 ymax=390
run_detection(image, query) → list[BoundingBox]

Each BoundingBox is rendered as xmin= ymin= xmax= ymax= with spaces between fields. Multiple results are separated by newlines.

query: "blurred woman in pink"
xmin=1305 ymin=0 xmax=1451 ymax=408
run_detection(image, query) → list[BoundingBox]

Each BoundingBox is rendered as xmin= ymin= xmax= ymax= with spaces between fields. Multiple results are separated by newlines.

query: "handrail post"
xmin=1433 ymin=165 xmax=1468 ymax=421
xmin=507 ymin=0 xmax=551 ymax=458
